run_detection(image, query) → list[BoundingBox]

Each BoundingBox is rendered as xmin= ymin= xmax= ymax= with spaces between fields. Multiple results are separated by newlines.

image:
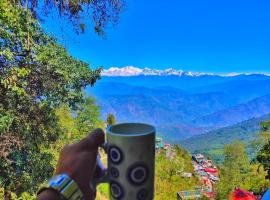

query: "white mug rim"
xmin=107 ymin=123 xmax=155 ymax=137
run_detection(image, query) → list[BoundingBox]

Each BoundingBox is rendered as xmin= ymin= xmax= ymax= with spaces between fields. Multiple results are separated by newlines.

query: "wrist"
xmin=37 ymin=188 xmax=63 ymax=200
xmin=37 ymin=174 xmax=84 ymax=200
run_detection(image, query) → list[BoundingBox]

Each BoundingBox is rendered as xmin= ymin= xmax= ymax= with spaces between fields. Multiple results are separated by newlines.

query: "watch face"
xmin=47 ymin=174 xmax=84 ymax=199
xmin=49 ymin=174 xmax=68 ymax=187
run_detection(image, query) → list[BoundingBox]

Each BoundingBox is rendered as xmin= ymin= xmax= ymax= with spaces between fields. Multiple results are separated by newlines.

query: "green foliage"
xmin=182 ymin=115 xmax=269 ymax=163
xmin=0 ymin=188 xmax=4 ymax=200
xmin=0 ymin=188 xmax=35 ymax=200
xmin=155 ymin=146 xmax=199 ymax=200
xmin=261 ymin=119 xmax=270 ymax=131
xmin=96 ymin=183 xmax=110 ymax=200
xmin=256 ymin=119 xmax=270 ymax=179
xmin=17 ymin=192 xmax=36 ymax=200
xmin=8 ymin=0 xmax=124 ymax=35
xmin=76 ymin=97 xmax=104 ymax=137
xmin=55 ymin=105 xmax=78 ymax=142
xmin=106 ymin=113 xmax=116 ymax=126
xmin=216 ymin=141 xmax=251 ymax=199
xmin=216 ymin=141 xmax=270 ymax=199
xmin=0 ymin=0 xmax=102 ymax=197
xmin=246 ymin=164 xmax=269 ymax=194
xmin=0 ymin=112 xmax=13 ymax=133
xmin=257 ymin=141 xmax=270 ymax=179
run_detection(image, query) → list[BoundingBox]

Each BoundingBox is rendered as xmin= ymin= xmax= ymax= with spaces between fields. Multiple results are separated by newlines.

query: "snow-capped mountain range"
xmin=101 ymin=66 xmax=268 ymax=77
xmin=102 ymin=66 xmax=213 ymax=77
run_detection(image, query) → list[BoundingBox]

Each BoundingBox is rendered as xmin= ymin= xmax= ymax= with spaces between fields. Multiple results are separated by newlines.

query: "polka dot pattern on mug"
xmin=108 ymin=145 xmax=123 ymax=164
xmin=110 ymin=181 xmax=124 ymax=199
xmin=137 ymin=188 xmax=148 ymax=200
xmin=110 ymin=167 xmax=120 ymax=178
xmin=127 ymin=163 xmax=148 ymax=185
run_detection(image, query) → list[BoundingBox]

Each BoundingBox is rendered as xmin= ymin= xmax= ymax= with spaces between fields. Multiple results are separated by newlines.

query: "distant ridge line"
xmin=102 ymin=66 xmax=270 ymax=77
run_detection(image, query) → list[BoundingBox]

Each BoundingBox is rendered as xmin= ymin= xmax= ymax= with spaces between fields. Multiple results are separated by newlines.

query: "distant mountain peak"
xmin=102 ymin=66 xmax=214 ymax=77
xmin=101 ymin=66 xmax=270 ymax=77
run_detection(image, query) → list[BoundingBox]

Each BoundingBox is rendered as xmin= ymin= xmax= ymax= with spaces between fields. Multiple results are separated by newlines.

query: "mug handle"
xmin=90 ymin=142 xmax=109 ymax=190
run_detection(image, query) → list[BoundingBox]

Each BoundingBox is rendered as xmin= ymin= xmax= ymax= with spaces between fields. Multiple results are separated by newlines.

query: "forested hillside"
xmin=182 ymin=115 xmax=269 ymax=162
xmin=193 ymin=95 xmax=270 ymax=127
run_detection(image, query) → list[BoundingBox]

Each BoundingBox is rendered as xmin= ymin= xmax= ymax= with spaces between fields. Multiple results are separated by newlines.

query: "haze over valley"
xmin=87 ymin=66 xmax=270 ymax=155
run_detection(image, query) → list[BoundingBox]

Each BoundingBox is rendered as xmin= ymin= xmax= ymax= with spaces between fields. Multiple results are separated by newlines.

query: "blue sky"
xmin=43 ymin=0 xmax=270 ymax=74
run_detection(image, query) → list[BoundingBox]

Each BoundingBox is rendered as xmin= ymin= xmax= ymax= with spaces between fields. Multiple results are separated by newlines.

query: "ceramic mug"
xmin=95 ymin=123 xmax=156 ymax=200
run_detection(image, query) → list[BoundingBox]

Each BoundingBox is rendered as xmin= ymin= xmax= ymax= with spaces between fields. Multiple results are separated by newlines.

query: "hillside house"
xmin=164 ymin=142 xmax=171 ymax=149
xmin=155 ymin=137 xmax=164 ymax=149
xmin=177 ymin=189 xmax=201 ymax=200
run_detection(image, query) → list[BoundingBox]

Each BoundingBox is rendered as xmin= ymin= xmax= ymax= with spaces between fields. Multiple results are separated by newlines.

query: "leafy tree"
xmin=8 ymin=0 xmax=124 ymax=35
xmin=256 ymin=119 xmax=270 ymax=180
xmin=0 ymin=188 xmax=4 ymax=200
xmin=216 ymin=141 xmax=252 ymax=199
xmin=75 ymin=97 xmax=104 ymax=137
xmin=49 ymin=102 xmax=104 ymax=173
xmin=56 ymin=105 xmax=78 ymax=141
xmin=106 ymin=113 xmax=116 ymax=126
xmin=261 ymin=119 xmax=270 ymax=132
xmin=257 ymin=141 xmax=270 ymax=180
xmin=0 ymin=0 xmax=101 ymax=195
xmin=245 ymin=164 xmax=269 ymax=194
xmin=250 ymin=118 xmax=270 ymax=155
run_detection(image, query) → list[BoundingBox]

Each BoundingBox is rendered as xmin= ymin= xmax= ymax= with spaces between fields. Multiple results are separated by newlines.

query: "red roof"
xmin=204 ymin=168 xmax=218 ymax=173
xmin=232 ymin=189 xmax=258 ymax=200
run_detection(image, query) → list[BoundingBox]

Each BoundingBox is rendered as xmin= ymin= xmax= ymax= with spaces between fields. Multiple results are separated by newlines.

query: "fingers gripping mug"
xmin=94 ymin=123 xmax=156 ymax=200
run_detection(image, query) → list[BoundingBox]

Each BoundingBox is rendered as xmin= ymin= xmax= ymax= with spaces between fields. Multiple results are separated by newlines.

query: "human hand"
xmin=56 ymin=128 xmax=105 ymax=200
xmin=38 ymin=128 xmax=105 ymax=200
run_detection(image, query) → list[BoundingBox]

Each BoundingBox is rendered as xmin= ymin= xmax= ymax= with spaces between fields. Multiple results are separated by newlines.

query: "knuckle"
xmin=61 ymin=144 xmax=71 ymax=153
xmin=92 ymin=128 xmax=104 ymax=135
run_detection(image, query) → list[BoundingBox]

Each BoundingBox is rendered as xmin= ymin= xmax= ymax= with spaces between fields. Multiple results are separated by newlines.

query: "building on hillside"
xmin=192 ymin=154 xmax=205 ymax=163
xmin=232 ymin=188 xmax=258 ymax=200
xmin=164 ymin=142 xmax=171 ymax=149
xmin=190 ymin=153 xmax=220 ymax=199
xmin=177 ymin=188 xmax=201 ymax=200
xmin=181 ymin=172 xmax=193 ymax=178
xmin=209 ymin=174 xmax=219 ymax=182
xmin=155 ymin=137 xmax=164 ymax=149
xmin=155 ymin=136 xmax=172 ymax=156
xmin=155 ymin=137 xmax=171 ymax=151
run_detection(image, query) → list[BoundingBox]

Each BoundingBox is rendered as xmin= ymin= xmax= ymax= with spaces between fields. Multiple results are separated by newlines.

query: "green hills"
xmin=181 ymin=115 xmax=269 ymax=162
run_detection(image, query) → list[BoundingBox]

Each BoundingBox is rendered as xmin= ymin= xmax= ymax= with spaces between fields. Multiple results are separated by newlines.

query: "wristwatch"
xmin=38 ymin=173 xmax=84 ymax=200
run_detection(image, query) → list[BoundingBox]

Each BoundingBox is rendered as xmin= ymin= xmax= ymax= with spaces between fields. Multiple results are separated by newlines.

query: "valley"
xmin=87 ymin=67 xmax=270 ymax=161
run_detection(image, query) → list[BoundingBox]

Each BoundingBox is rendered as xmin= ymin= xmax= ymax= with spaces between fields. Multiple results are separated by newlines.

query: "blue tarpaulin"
xmin=262 ymin=188 xmax=270 ymax=200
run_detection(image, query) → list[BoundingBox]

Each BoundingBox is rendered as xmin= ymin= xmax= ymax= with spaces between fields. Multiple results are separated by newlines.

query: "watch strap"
xmin=38 ymin=174 xmax=84 ymax=200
